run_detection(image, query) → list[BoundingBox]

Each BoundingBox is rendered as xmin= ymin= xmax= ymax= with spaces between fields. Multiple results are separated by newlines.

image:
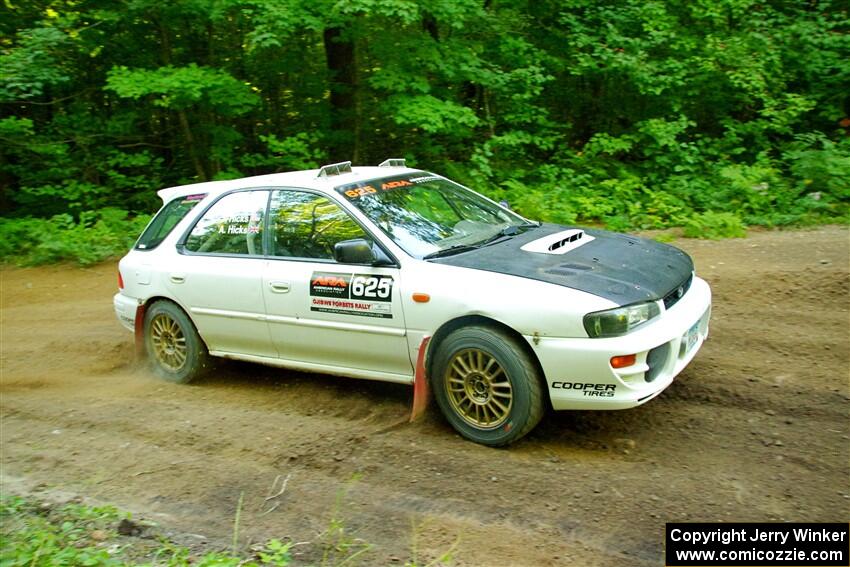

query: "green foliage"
xmin=683 ymin=212 xmax=748 ymax=239
xmin=0 ymin=27 xmax=71 ymax=101
xmin=105 ymin=65 xmax=258 ymax=116
xmin=0 ymin=495 xmax=125 ymax=567
xmin=0 ymin=494 xmax=292 ymax=566
xmin=388 ymin=95 xmax=481 ymax=134
xmin=0 ymin=208 xmax=151 ymax=266
xmin=1 ymin=0 xmax=848 ymax=256
xmin=653 ymin=232 xmax=677 ymax=243
xmin=784 ymin=133 xmax=850 ymax=202
xmin=257 ymin=540 xmax=294 ymax=566
xmin=317 ymin=474 xmax=373 ymax=567
xmin=241 ymin=133 xmax=324 ymax=172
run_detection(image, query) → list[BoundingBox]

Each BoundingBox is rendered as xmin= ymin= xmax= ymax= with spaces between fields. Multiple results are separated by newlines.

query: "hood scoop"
xmin=520 ymin=229 xmax=595 ymax=255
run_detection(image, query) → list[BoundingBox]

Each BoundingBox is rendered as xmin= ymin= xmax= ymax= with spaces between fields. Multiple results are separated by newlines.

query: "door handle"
xmin=170 ymin=274 xmax=186 ymax=284
xmin=269 ymin=281 xmax=291 ymax=293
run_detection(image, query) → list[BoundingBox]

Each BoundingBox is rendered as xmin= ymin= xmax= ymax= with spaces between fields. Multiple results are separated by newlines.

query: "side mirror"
xmin=334 ymin=238 xmax=395 ymax=266
xmin=334 ymin=238 xmax=376 ymax=264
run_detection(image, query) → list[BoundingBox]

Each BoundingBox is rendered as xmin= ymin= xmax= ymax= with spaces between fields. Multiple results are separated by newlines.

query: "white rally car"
xmin=114 ymin=160 xmax=711 ymax=446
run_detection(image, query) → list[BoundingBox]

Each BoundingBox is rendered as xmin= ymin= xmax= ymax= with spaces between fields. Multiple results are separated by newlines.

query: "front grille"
xmin=662 ymin=274 xmax=693 ymax=310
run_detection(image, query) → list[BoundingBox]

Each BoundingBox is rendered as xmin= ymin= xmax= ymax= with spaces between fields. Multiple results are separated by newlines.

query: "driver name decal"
xmin=310 ymin=272 xmax=393 ymax=319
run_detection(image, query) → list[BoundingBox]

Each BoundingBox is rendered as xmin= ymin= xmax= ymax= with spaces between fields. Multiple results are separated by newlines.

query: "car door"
xmin=262 ymin=188 xmax=412 ymax=380
xmin=165 ymin=189 xmax=276 ymax=358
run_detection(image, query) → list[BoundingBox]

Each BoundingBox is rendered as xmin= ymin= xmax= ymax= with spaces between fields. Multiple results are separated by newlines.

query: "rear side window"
xmin=136 ymin=194 xmax=206 ymax=250
xmin=183 ymin=190 xmax=269 ymax=256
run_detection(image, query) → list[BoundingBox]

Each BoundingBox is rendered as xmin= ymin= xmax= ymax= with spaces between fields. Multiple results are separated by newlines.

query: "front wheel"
xmin=144 ymin=301 xmax=209 ymax=383
xmin=431 ymin=326 xmax=545 ymax=446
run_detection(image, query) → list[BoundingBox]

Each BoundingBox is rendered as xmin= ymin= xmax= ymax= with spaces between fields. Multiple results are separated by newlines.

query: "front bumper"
xmin=113 ymin=292 xmax=140 ymax=331
xmin=530 ymin=276 xmax=712 ymax=410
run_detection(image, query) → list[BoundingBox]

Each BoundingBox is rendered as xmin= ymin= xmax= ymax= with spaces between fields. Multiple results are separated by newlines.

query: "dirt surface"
xmin=2 ymin=226 xmax=849 ymax=566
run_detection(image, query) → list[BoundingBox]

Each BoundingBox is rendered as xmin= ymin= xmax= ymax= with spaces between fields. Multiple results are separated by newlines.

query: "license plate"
xmin=685 ymin=322 xmax=699 ymax=352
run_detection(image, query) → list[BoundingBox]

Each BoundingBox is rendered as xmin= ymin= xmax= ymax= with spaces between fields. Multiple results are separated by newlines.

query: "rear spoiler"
xmin=156 ymin=186 xmax=183 ymax=203
xmin=156 ymin=185 xmax=210 ymax=204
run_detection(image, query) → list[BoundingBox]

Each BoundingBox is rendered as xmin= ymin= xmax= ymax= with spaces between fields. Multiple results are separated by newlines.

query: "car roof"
xmin=156 ymin=166 xmax=422 ymax=203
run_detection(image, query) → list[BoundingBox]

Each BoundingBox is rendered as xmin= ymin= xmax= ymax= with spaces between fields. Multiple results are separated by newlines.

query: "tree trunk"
xmin=323 ymin=26 xmax=357 ymax=163
xmin=178 ymin=110 xmax=208 ymax=181
xmin=158 ymin=15 xmax=207 ymax=180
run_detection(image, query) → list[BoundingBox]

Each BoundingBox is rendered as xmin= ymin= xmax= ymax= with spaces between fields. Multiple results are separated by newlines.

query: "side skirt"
xmin=208 ymin=350 xmax=414 ymax=385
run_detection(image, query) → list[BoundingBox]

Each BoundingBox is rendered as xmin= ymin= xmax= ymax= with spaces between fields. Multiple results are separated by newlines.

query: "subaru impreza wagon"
xmin=114 ymin=160 xmax=711 ymax=445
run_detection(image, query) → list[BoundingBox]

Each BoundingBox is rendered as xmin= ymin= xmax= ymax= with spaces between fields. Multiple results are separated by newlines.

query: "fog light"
xmin=610 ymin=354 xmax=636 ymax=368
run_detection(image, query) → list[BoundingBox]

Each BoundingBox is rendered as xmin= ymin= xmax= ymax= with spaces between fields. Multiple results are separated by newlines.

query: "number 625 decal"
xmin=351 ymin=275 xmax=393 ymax=302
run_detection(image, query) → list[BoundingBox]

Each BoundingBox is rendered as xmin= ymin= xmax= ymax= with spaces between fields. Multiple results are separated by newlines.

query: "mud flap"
xmin=134 ymin=303 xmax=146 ymax=359
xmin=410 ymin=336 xmax=431 ymax=422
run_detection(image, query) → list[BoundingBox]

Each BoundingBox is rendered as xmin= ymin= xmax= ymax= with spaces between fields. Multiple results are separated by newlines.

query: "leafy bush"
xmin=785 ymin=133 xmax=850 ymax=203
xmin=471 ymin=129 xmax=850 ymax=237
xmin=683 ymin=212 xmax=747 ymax=239
xmin=0 ymin=208 xmax=151 ymax=266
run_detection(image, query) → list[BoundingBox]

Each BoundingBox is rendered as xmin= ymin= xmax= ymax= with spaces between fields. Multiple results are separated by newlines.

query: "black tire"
xmin=143 ymin=301 xmax=209 ymax=383
xmin=431 ymin=325 xmax=545 ymax=446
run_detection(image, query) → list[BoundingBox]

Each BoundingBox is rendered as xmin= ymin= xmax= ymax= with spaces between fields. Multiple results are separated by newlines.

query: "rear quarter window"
xmin=135 ymin=193 xmax=206 ymax=250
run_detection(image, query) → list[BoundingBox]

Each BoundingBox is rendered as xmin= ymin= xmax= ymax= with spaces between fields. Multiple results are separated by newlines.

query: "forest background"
xmin=1 ymin=0 xmax=848 ymax=265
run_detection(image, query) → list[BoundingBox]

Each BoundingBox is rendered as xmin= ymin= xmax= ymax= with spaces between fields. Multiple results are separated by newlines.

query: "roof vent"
xmin=317 ymin=161 xmax=352 ymax=178
xmin=378 ymin=158 xmax=406 ymax=167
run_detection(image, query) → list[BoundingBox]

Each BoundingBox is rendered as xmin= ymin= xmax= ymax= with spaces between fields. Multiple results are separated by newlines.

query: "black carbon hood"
xmin=432 ymin=224 xmax=694 ymax=306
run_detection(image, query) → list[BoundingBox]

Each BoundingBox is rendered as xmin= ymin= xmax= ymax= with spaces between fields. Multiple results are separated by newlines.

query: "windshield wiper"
xmin=422 ymin=223 xmax=540 ymax=259
xmin=477 ymin=222 xmax=540 ymax=247
xmin=422 ymin=244 xmax=479 ymax=260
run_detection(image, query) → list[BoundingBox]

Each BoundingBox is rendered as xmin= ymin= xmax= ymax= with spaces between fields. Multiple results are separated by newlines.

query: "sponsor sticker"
xmin=551 ymin=382 xmax=616 ymax=397
xmin=310 ymin=272 xmax=394 ymax=318
xmin=337 ymin=175 xmax=420 ymax=200
xmin=180 ymin=193 xmax=207 ymax=204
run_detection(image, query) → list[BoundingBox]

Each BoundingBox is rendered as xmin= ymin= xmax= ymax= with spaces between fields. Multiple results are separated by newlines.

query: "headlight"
xmin=583 ymin=301 xmax=661 ymax=338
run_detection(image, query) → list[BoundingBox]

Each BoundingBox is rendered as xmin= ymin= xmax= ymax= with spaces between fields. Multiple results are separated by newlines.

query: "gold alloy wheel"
xmin=445 ymin=348 xmax=513 ymax=428
xmin=150 ymin=313 xmax=188 ymax=372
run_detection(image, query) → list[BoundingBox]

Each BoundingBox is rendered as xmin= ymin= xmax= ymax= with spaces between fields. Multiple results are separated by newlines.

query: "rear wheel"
xmin=431 ymin=326 xmax=544 ymax=446
xmin=144 ymin=301 xmax=209 ymax=383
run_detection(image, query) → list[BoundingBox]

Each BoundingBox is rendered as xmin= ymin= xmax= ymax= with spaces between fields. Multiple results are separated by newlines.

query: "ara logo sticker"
xmin=310 ymin=272 xmax=394 ymax=318
xmin=311 ymin=274 xmax=350 ymax=297
xmin=381 ymin=180 xmax=412 ymax=190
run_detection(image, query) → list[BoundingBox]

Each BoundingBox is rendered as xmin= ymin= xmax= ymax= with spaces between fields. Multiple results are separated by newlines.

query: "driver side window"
xmin=269 ymin=190 xmax=370 ymax=260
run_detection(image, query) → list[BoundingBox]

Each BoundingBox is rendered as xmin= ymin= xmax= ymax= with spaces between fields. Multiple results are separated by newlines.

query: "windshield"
xmin=336 ymin=173 xmax=533 ymax=258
